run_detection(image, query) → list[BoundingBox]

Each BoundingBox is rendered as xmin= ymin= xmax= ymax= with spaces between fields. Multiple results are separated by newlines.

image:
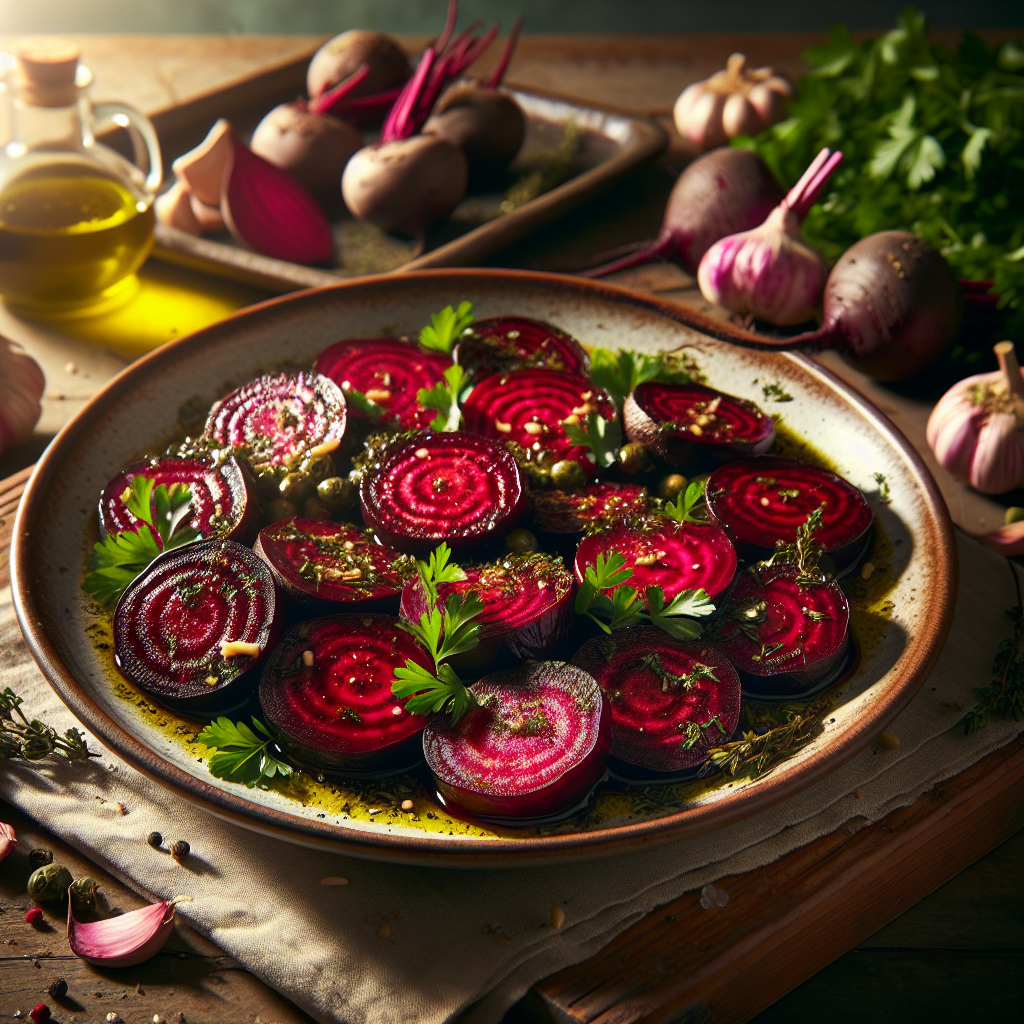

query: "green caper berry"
xmin=69 ymin=876 xmax=101 ymax=914
xmin=657 ymin=473 xmax=688 ymax=501
xmin=317 ymin=476 xmax=355 ymax=511
xmin=302 ymin=496 xmax=333 ymax=520
xmin=1005 ymin=506 xmax=1024 ymax=525
xmin=549 ymin=460 xmax=587 ymax=491
xmin=506 ymin=528 xmax=538 ymax=553
xmin=301 ymin=454 xmax=335 ymax=482
xmin=27 ymin=863 xmax=73 ymax=904
xmin=278 ymin=473 xmax=313 ymax=503
xmin=618 ymin=442 xmax=648 ymax=475
xmin=265 ymin=498 xmax=299 ymax=524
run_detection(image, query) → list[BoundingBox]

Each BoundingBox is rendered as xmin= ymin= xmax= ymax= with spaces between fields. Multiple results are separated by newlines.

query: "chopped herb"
xmin=762 ymin=382 xmax=794 ymax=402
xmin=681 ymin=715 xmax=726 ymax=750
xmin=0 ymin=687 xmax=97 ymax=763
xmin=196 ymin=717 xmax=293 ymax=788
xmin=344 ymin=386 xmax=385 ymax=421
xmin=419 ymin=302 xmax=475 ymax=354
xmin=640 ymin=652 xmax=718 ymax=692
xmin=874 ymin=472 xmax=892 ymax=505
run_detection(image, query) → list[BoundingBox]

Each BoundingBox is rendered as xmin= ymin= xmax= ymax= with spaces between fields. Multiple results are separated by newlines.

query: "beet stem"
xmin=308 ymin=62 xmax=371 ymax=116
xmin=794 ymin=150 xmax=843 ymax=220
xmin=996 ymin=341 xmax=1024 ymax=398
xmin=577 ymin=233 xmax=677 ymax=279
xmin=383 ymin=46 xmax=435 ymax=141
xmin=434 ymin=0 xmax=460 ymax=56
xmin=488 ymin=15 xmax=525 ymax=88
xmin=459 ymin=23 xmax=501 ymax=74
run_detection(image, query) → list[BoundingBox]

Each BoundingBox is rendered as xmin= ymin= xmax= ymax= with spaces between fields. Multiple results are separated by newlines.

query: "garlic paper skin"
xmin=0 ymin=337 xmax=45 ymax=457
xmin=697 ymin=147 xmax=841 ymax=326
xmin=927 ymin=342 xmax=1024 ymax=495
xmin=674 ymin=54 xmax=792 ymax=151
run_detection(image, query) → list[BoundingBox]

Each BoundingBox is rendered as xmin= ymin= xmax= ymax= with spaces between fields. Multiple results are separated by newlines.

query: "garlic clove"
xmin=927 ymin=397 xmax=982 ymax=481
xmin=722 ymin=93 xmax=762 ymax=138
xmin=0 ymin=337 xmax=45 ymax=457
xmin=968 ymin=411 xmax=1024 ymax=494
xmin=172 ymin=119 xmax=233 ymax=207
xmin=189 ymin=193 xmax=225 ymax=233
xmin=747 ymin=81 xmax=788 ymax=128
xmin=685 ymin=90 xmax=728 ymax=149
xmin=0 ymin=821 xmax=16 ymax=862
xmin=67 ymin=895 xmax=187 ymax=968
xmin=155 ymin=181 xmax=202 ymax=235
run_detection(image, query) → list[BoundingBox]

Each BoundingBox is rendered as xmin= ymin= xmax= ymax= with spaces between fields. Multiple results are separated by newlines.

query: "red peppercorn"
xmin=24 ymin=907 xmax=44 ymax=927
xmin=30 ymin=1004 xmax=52 ymax=1023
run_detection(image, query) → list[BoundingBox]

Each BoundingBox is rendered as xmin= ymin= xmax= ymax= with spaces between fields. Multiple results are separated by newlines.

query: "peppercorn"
xmin=46 ymin=979 xmax=67 ymax=999
xmin=27 ymin=848 xmax=53 ymax=870
xmin=505 ymin=528 xmax=538 ymax=553
xmin=171 ymin=840 xmax=190 ymax=862
xmin=147 ymin=831 xmax=163 ymax=849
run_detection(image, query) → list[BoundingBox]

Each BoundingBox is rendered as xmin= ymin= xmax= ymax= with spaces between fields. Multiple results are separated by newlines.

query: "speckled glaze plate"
xmin=12 ymin=270 xmax=956 ymax=867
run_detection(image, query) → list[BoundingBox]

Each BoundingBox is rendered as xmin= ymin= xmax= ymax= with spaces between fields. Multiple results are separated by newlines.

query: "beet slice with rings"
xmin=706 ymin=457 xmax=874 ymax=572
xmin=571 ymin=627 xmax=741 ymax=776
xmin=529 ymin=482 xmax=649 ymax=534
xmin=359 ymin=431 xmax=526 ymax=555
xmin=461 ymin=368 xmax=617 ymax=481
xmin=259 ymin=614 xmax=432 ymax=775
xmin=574 ymin=519 xmax=738 ymax=603
xmin=715 ymin=564 xmax=853 ymax=698
xmin=400 ymin=552 xmax=574 ymax=670
xmin=113 ymin=538 xmax=281 ymax=714
xmin=624 ymin=382 xmax=775 ymax=464
xmin=423 ymin=661 xmax=610 ymax=822
xmin=99 ymin=454 xmax=257 ymax=545
xmin=454 ymin=316 xmax=589 ymax=381
xmin=314 ymin=337 xmax=452 ymax=430
xmin=204 ymin=371 xmax=347 ymax=472
xmin=254 ymin=518 xmax=415 ymax=612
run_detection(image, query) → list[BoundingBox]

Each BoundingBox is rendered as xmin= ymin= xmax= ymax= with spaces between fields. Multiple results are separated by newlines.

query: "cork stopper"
xmin=11 ymin=37 xmax=80 ymax=107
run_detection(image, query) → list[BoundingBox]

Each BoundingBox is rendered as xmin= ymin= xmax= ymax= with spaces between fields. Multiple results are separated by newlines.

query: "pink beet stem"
xmin=341 ymin=87 xmax=404 ymax=116
xmin=488 ymin=15 xmax=525 ymax=87
xmin=383 ymin=46 xmax=435 ymax=141
xmin=434 ymin=0 xmax=460 ymax=56
xmin=577 ymin=235 xmax=677 ymax=278
xmin=794 ymin=150 xmax=843 ymax=219
xmin=308 ymin=62 xmax=371 ymax=116
xmin=459 ymin=23 xmax=500 ymax=74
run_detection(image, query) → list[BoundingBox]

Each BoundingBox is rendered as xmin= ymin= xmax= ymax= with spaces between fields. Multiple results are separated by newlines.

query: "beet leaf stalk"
xmin=393 ymin=543 xmax=483 ymax=722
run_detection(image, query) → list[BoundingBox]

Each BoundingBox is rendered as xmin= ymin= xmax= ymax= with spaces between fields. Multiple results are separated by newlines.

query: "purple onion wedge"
xmin=462 ymin=369 xmax=617 ymax=481
xmin=255 ymin=518 xmax=415 ymax=612
xmin=314 ymin=337 xmax=452 ymax=430
xmin=574 ymin=519 xmax=737 ymax=603
xmin=423 ymin=661 xmax=609 ymax=822
xmin=100 ymin=454 xmax=257 ymax=545
xmin=400 ymin=552 xmax=573 ymax=671
xmin=260 ymin=614 xmax=432 ymax=775
xmin=715 ymin=564 xmax=852 ymax=698
xmin=624 ymin=382 xmax=775 ymax=464
xmin=454 ymin=316 xmax=589 ymax=381
xmin=113 ymin=539 xmax=281 ymax=714
xmin=359 ymin=431 xmax=526 ymax=555
xmin=572 ymin=627 xmax=741 ymax=774
xmin=706 ymin=457 xmax=873 ymax=572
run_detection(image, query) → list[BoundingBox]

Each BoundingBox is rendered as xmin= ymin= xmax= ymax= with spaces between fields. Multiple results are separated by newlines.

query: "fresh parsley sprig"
xmin=419 ymin=301 xmax=475 ymax=354
xmin=562 ymin=412 xmax=622 ymax=470
xmin=344 ymin=386 xmax=385 ymax=421
xmin=660 ymin=478 xmax=708 ymax=524
xmin=197 ymin=717 xmax=293 ymax=788
xmin=83 ymin=477 xmax=201 ymax=608
xmin=418 ymin=364 xmax=471 ymax=432
xmin=588 ymin=348 xmax=694 ymax=410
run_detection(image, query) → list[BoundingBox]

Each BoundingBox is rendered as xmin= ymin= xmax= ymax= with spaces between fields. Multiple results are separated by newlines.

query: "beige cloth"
xmin=1 ymin=532 xmax=1021 ymax=1024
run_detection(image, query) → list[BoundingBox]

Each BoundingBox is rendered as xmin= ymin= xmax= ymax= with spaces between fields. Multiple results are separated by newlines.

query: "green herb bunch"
xmin=0 ymin=687 xmax=96 ymax=763
xmin=962 ymin=604 xmax=1024 ymax=735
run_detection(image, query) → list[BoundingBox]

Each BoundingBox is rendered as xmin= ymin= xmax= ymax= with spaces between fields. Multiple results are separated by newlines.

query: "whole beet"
xmin=307 ymin=31 xmax=410 ymax=102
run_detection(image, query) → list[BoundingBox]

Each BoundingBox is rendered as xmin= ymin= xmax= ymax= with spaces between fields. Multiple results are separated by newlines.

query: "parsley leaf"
xmin=661 ymin=479 xmax=707 ymax=524
xmin=417 ymin=364 xmax=470 ymax=431
xmin=645 ymin=586 xmax=716 ymax=640
xmin=343 ymin=386 xmax=385 ymax=421
xmin=588 ymin=348 xmax=693 ymax=409
xmin=562 ymin=412 xmax=622 ymax=469
xmin=197 ymin=717 xmax=293 ymax=788
xmin=419 ymin=301 xmax=475 ymax=354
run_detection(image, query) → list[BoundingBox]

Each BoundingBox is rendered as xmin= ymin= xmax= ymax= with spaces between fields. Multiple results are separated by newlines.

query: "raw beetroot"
xmin=359 ymin=431 xmax=526 ymax=555
xmin=454 ymin=316 xmax=589 ymax=381
xmin=571 ymin=627 xmax=740 ymax=774
xmin=99 ymin=454 xmax=257 ymax=545
xmin=260 ymin=614 xmax=431 ymax=774
xmin=530 ymin=482 xmax=649 ymax=534
xmin=314 ymin=337 xmax=452 ymax=430
xmin=423 ymin=660 xmax=609 ymax=821
xmin=706 ymin=457 xmax=873 ymax=571
xmin=624 ymin=381 xmax=775 ymax=464
xmin=113 ymin=539 xmax=281 ymax=713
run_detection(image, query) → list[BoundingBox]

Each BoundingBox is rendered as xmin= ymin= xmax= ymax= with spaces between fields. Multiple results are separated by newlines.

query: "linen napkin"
xmin=1 ymin=532 xmax=1021 ymax=1024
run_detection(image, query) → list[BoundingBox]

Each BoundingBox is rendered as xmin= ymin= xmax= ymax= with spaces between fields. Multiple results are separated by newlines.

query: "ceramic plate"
xmin=12 ymin=270 xmax=956 ymax=867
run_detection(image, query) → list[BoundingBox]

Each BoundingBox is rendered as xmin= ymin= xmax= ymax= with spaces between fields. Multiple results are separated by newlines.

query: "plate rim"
xmin=11 ymin=268 xmax=957 ymax=867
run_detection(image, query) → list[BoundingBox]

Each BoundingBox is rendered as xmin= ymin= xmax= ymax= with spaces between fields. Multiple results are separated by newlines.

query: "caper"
xmin=69 ymin=875 xmax=101 ymax=914
xmin=301 ymin=454 xmax=335 ymax=482
xmin=265 ymin=498 xmax=298 ymax=523
xmin=278 ymin=472 xmax=313 ymax=504
xmin=302 ymin=496 xmax=333 ymax=520
xmin=27 ymin=863 xmax=73 ymax=904
xmin=1005 ymin=506 xmax=1024 ymax=525
xmin=317 ymin=476 xmax=356 ymax=512
xmin=549 ymin=460 xmax=587 ymax=491
xmin=506 ymin=528 xmax=538 ymax=553
xmin=618 ymin=442 xmax=649 ymax=475
xmin=28 ymin=848 xmax=53 ymax=870
xmin=657 ymin=473 xmax=688 ymax=501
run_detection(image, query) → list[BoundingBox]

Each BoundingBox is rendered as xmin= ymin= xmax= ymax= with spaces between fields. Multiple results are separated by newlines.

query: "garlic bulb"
xmin=697 ymin=147 xmax=841 ymax=326
xmin=0 ymin=336 xmax=45 ymax=457
xmin=674 ymin=54 xmax=792 ymax=151
xmin=927 ymin=341 xmax=1024 ymax=495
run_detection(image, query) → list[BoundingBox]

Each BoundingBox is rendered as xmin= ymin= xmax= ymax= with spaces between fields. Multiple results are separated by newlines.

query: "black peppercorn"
xmin=47 ymin=978 xmax=68 ymax=999
xmin=28 ymin=848 xmax=53 ymax=870
xmin=171 ymin=840 xmax=190 ymax=862
xmin=146 ymin=831 xmax=163 ymax=849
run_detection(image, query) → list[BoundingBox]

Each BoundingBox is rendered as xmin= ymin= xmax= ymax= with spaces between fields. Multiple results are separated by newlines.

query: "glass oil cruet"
xmin=0 ymin=38 xmax=162 ymax=316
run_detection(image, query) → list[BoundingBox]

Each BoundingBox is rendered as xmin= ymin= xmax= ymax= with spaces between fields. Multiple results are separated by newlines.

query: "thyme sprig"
xmin=0 ymin=688 xmax=97 ymax=763
xmin=759 ymin=505 xmax=828 ymax=584
xmin=962 ymin=602 xmax=1024 ymax=735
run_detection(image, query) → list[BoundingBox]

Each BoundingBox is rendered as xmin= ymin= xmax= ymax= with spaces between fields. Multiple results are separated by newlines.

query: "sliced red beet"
xmin=571 ymin=626 xmax=741 ymax=774
xmin=254 ymin=518 xmax=415 ymax=612
xmin=423 ymin=661 xmax=609 ymax=822
xmin=99 ymin=454 xmax=257 ymax=545
xmin=706 ymin=457 xmax=874 ymax=571
xmin=574 ymin=519 xmax=737 ymax=603
xmin=462 ymin=369 xmax=617 ymax=481
xmin=529 ymin=482 xmax=649 ymax=534
xmin=313 ymin=337 xmax=452 ymax=430
xmin=715 ymin=564 xmax=852 ymax=697
xmin=204 ymin=371 xmax=347 ymax=472
xmin=453 ymin=316 xmax=589 ymax=381
xmin=359 ymin=431 xmax=526 ymax=555
xmin=259 ymin=614 xmax=432 ymax=774
xmin=113 ymin=539 xmax=281 ymax=714
xmin=624 ymin=382 xmax=775 ymax=464
xmin=400 ymin=552 xmax=573 ymax=670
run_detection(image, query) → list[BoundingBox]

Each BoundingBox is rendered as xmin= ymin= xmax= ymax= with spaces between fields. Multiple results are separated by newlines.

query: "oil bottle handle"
xmin=91 ymin=102 xmax=163 ymax=195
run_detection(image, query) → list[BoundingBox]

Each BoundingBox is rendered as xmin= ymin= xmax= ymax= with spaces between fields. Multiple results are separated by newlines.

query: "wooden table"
xmin=1 ymin=31 xmax=1022 ymax=1024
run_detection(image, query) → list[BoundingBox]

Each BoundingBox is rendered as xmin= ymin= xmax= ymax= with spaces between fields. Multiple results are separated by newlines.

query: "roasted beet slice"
xmin=255 ymin=518 xmax=415 ymax=611
xmin=571 ymin=627 xmax=741 ymax=774
xmin=400 ymin=552 xmax=573 ymax=670
xmin=204 ymin=371 xmax=347 ymax=473
xmin=462 ymin=369 xmax=617 ymax=481
xmin=314 ymin=337 xmax=452 ymax=430
xmin=574 ymin=519 xmax=737 ymax=603
xmin=113 ymin=539 xmax=281 ymax=713
xmin=706 ymin=457 xmax=874 ymax=571
xmin=529 ymin=482 xmax=649 ymax=534
xmin=454 ymin=316 xmax=589 ymax=381
xmin=359 ymin=431 xmax=526 ymax=555
xmin=624 ymin=382 xmax=775 ymax=463
xmin=259 ymin=614 xmax=432 ymax=774
xmin=99 ymin=455 xmax=257 ymax=546
xmin=715 ymin=564 xmax=852 ymax=697
xmin=423 ymin=661 xmax=609 ymax=822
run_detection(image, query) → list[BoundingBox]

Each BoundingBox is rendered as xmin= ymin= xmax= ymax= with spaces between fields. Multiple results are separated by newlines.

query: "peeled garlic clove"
xmin=67 ymin=895 xmax=185 ymax=968
xmin=172 ymin=119 xmax=233 ymax=207
xmin=0 ymin=336 xmax=45 ymax=457
xmin=155 ymin=181 xmax=202 ymax=235
xmin=721 ymin=93 xmax=762 ymax=138
xmin=0 ymin=821 xmax=16 ymax=862
xmin=189 ymin=193 xmax=225 ymax=233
